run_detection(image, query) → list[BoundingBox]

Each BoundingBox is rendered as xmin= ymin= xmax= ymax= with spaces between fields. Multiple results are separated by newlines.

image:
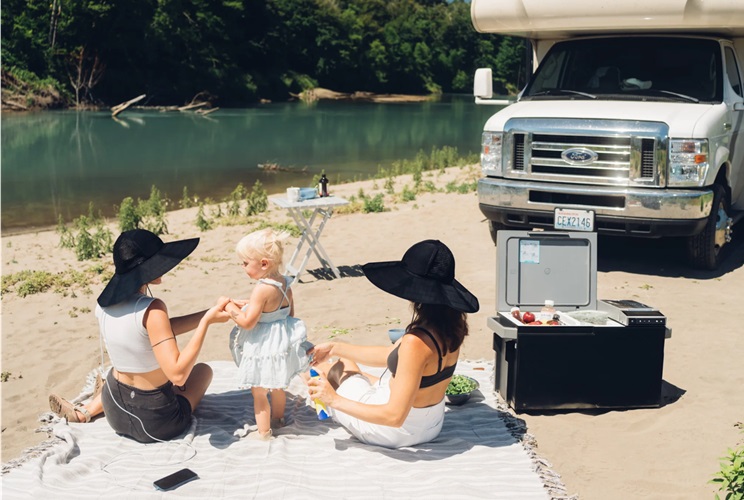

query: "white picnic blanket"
xmin=2 ymin=361 xmax=564 ymax=499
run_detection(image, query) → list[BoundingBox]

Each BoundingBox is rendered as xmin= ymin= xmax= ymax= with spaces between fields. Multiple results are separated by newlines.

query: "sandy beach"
xmin=2 ymin=165 xmax=743 ymax=499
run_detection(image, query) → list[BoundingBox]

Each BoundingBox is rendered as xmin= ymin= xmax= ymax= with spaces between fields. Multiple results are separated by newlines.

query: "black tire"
xmin=687 ymin=184 xmax=731 ymax=270
xmin=488 ymin=220 xmax=509 ymax=245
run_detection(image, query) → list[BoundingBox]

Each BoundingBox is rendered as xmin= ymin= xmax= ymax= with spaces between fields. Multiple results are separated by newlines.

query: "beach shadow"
xmin=595 ymin=218 xmax=744 ymax=278
xmin=304 ymin=264 xmax=365 ymax=281
xmin=516 ymin=379 xmax=686 ymax=417
xmin=197 ymin=390 xmax=335 ymax=448
xmin=331 ymin=394 xmax=525 ymax=462
xmin=196 ymin=389 xmax=252 ymax=448
xmin=659 ymin=380 xmax=686 ymax=407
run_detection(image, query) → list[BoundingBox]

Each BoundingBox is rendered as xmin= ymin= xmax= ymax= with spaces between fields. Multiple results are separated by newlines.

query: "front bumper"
xmin=478 ymin=177 xmax=713 ymax=237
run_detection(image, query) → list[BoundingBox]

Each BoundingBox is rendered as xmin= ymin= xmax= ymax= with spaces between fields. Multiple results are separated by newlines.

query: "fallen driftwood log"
xmin=125 ymin=104 xmax=218 ymax=114
xmin=108 ymin=91 xmax=219 ymax=116
xmin=111 ymin=94 xmax=146 ymax=117
xmin=128 ymin=105 xmax=178 ymax=112
xmin=1 ymin=99 xmax=29 ymax=111
xmin=178 ymin=101 xmax=208 ymax=112
xmin=292 ymin=87 xmax=432 ymax=104
xmin=292 ymin=87 xmax=350 ymax=103
xmin=257 ymin=163 xmax=308 ymax=172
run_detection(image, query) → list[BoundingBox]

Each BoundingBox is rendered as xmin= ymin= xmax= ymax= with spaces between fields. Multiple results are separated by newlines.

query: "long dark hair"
xmin=406 ymin=302 xmax=468 ymax=352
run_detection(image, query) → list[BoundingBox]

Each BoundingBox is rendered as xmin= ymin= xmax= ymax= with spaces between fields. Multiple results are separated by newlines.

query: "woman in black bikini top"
xmin=386 ymin=327 xmax=457 ymax=388
xmin=307 ymin=239 xmax=478 ymax=448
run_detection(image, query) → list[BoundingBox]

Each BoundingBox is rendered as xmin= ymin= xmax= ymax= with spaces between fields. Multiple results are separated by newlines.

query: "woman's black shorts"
xmin=101 ymin=369 xmax=192 ymax=443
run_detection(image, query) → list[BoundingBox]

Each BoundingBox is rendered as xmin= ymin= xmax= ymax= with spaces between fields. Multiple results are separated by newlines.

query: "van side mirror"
xmin=474 ymin=67 xmax=516 ymax=105
xmin=474 ymin=68 xmax=493 ymax=98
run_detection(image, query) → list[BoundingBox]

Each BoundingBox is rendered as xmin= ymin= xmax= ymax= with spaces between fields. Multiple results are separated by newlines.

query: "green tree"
xmin=494 ymin=36 xmax=527 ymax=93
xmin=2 ymin=0 xmax=525 ymax=106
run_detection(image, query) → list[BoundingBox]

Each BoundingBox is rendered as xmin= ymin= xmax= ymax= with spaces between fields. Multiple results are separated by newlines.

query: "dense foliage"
xmin=1 ymin=0 xmax=525 ymax=107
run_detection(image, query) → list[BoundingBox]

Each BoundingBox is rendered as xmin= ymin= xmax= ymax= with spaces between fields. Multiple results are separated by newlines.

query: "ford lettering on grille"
xmin=561 ymin=147 xmax=598 ymax=165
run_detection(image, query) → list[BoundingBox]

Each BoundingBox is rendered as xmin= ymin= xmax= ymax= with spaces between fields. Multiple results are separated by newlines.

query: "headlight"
xmin=668 ymin=139 xmax=709 ymax=186
xmin=481 ymin=132 xmax=503 ymax=176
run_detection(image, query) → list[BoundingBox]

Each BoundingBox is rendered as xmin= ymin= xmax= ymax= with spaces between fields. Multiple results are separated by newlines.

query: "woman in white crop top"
xmin=49 ymin=229 xmax=230 ymax=443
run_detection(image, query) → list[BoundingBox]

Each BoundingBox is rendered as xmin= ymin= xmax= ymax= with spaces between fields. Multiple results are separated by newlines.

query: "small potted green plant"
xmin=445 ymin=374 xmax=480 ymax=405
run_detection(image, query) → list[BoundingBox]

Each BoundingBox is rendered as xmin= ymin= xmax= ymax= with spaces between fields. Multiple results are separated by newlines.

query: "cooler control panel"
xmin=598 ymin=299 xmax=667 ymax=327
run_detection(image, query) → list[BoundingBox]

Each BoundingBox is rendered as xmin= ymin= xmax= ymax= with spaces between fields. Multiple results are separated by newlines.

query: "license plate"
xmin=554 ymin=208 xmax=595 ymax=232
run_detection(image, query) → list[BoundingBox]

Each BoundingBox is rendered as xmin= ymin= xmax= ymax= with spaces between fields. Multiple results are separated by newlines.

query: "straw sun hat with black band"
xmin=97 ymin=229 xmax=199 ymax=307
xmin=361 ymin=239 xmax=479 ymax=313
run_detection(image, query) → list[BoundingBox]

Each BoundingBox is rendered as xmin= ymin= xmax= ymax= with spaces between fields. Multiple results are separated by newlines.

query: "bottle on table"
xmin=319 ymin=173 xmax=329 ymax=197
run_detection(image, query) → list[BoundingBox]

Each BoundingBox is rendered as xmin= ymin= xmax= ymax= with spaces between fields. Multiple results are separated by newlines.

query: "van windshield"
xmin=523 ymin=37 xmax=723 ymax=103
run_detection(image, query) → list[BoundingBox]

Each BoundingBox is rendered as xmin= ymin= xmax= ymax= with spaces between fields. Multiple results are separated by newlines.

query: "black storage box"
xmin=489 ymin=231 xmax=671 ymax=412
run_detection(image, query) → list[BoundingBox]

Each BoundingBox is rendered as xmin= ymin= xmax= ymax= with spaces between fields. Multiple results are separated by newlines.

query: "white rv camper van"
xmin=472 ymin=0 xmax=744 ymax=269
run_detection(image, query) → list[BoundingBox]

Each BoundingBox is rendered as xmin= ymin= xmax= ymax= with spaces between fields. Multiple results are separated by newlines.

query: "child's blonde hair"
xmin=236 ymin=228 xmax=290 ymax=272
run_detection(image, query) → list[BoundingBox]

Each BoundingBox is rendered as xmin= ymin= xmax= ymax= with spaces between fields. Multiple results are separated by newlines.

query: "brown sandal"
xmin=49 ymin=394 xmax=91 ymax=423
xmin=92 ymin=373 xmax=104 ymax=399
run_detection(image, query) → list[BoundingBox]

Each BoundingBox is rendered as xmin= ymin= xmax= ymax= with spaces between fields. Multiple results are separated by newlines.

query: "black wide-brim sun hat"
xmin=97 ymin=229 xmax=199 ymax=307
xmin=362 ymin=239 xmax=479 ymax=313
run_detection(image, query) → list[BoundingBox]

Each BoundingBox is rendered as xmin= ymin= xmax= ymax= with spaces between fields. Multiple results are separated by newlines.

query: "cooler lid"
xmin=496 ymin=230 xmax=597 ymax=312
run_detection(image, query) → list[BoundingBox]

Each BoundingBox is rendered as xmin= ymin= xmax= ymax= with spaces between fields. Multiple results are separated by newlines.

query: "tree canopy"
xmin=1 ymin=0 xmax=525 ymax=107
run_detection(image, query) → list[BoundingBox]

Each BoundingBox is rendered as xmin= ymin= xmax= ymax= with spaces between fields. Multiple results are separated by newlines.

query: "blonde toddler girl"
xmin=225 ymin=228 xmax=311 ymax=440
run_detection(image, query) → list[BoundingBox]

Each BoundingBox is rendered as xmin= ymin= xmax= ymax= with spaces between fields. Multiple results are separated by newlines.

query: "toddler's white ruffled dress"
xmin=229 ymin=277 xmax=312 ymax=389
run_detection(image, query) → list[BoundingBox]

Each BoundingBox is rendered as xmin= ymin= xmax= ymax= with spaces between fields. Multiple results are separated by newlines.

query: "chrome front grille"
xmin=640 ymin=138 xmax=655 ymax=178
xmin=505 ymin=119 xmax=667 ymax=187
xmin=513 ymin=134 xmax=525 ymax=171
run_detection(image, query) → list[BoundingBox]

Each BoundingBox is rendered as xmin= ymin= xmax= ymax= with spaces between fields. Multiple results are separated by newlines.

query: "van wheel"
xmin=686 ymin=184 xmax=732 ymax=270
xmin=488 ymin=220 xmax=509 ymax=245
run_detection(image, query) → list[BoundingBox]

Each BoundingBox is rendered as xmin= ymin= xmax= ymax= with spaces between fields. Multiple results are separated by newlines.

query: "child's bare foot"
xmin=270 ymin=417 xmax=285 ymax=430
xmin=248 ymin=428 xmax=273 ymax=441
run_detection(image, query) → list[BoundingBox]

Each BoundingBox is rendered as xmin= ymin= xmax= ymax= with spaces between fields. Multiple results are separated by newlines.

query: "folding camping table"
xmin=270 ymin=195 xmax=349 ymax=280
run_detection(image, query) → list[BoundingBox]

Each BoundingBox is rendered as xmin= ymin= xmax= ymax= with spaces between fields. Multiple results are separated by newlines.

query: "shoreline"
xmin=292 ymin=87 xmax=434 ymax=103
xmin=1 ymin=87 xmax=436 ymax=114
xmin=2 ymin=166 xmax=743 ymax=499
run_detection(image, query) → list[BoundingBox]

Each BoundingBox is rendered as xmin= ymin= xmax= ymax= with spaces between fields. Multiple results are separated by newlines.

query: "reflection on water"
xmin=1 ymin=97 xmax=497 ymax=232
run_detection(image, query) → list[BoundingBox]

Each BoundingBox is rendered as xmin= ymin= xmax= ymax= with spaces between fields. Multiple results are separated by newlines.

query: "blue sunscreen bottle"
xmin=309 ymin=368 xmax=330 ymax=420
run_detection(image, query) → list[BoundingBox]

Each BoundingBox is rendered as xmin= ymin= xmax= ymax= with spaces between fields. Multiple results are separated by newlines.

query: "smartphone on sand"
xmin=153 ymin=468 xmax=199 ymax=491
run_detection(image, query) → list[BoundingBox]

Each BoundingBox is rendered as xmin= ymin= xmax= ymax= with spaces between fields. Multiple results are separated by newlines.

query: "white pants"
xmin=332 ymin=373 xmax=445 ymax=449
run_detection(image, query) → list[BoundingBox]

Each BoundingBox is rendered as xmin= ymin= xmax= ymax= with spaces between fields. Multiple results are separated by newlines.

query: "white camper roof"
xmin=470 ymin=0 xmax=744 ymax=39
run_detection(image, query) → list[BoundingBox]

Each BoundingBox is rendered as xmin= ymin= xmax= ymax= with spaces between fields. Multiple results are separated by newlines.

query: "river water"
xmin=1 ymin=95 xmax=498 ymax=233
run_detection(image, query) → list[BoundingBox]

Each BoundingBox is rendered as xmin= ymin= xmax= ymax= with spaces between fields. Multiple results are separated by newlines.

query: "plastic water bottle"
xmin=309 ymin=368 xmax=330 ymax=420
xmin=540 ymin=299 xmax=556 ymax=322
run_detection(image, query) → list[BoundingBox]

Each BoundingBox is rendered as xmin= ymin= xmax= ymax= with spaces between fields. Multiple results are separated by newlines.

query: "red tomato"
xmin=522 ymin=311 xmax=536 ymax=323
